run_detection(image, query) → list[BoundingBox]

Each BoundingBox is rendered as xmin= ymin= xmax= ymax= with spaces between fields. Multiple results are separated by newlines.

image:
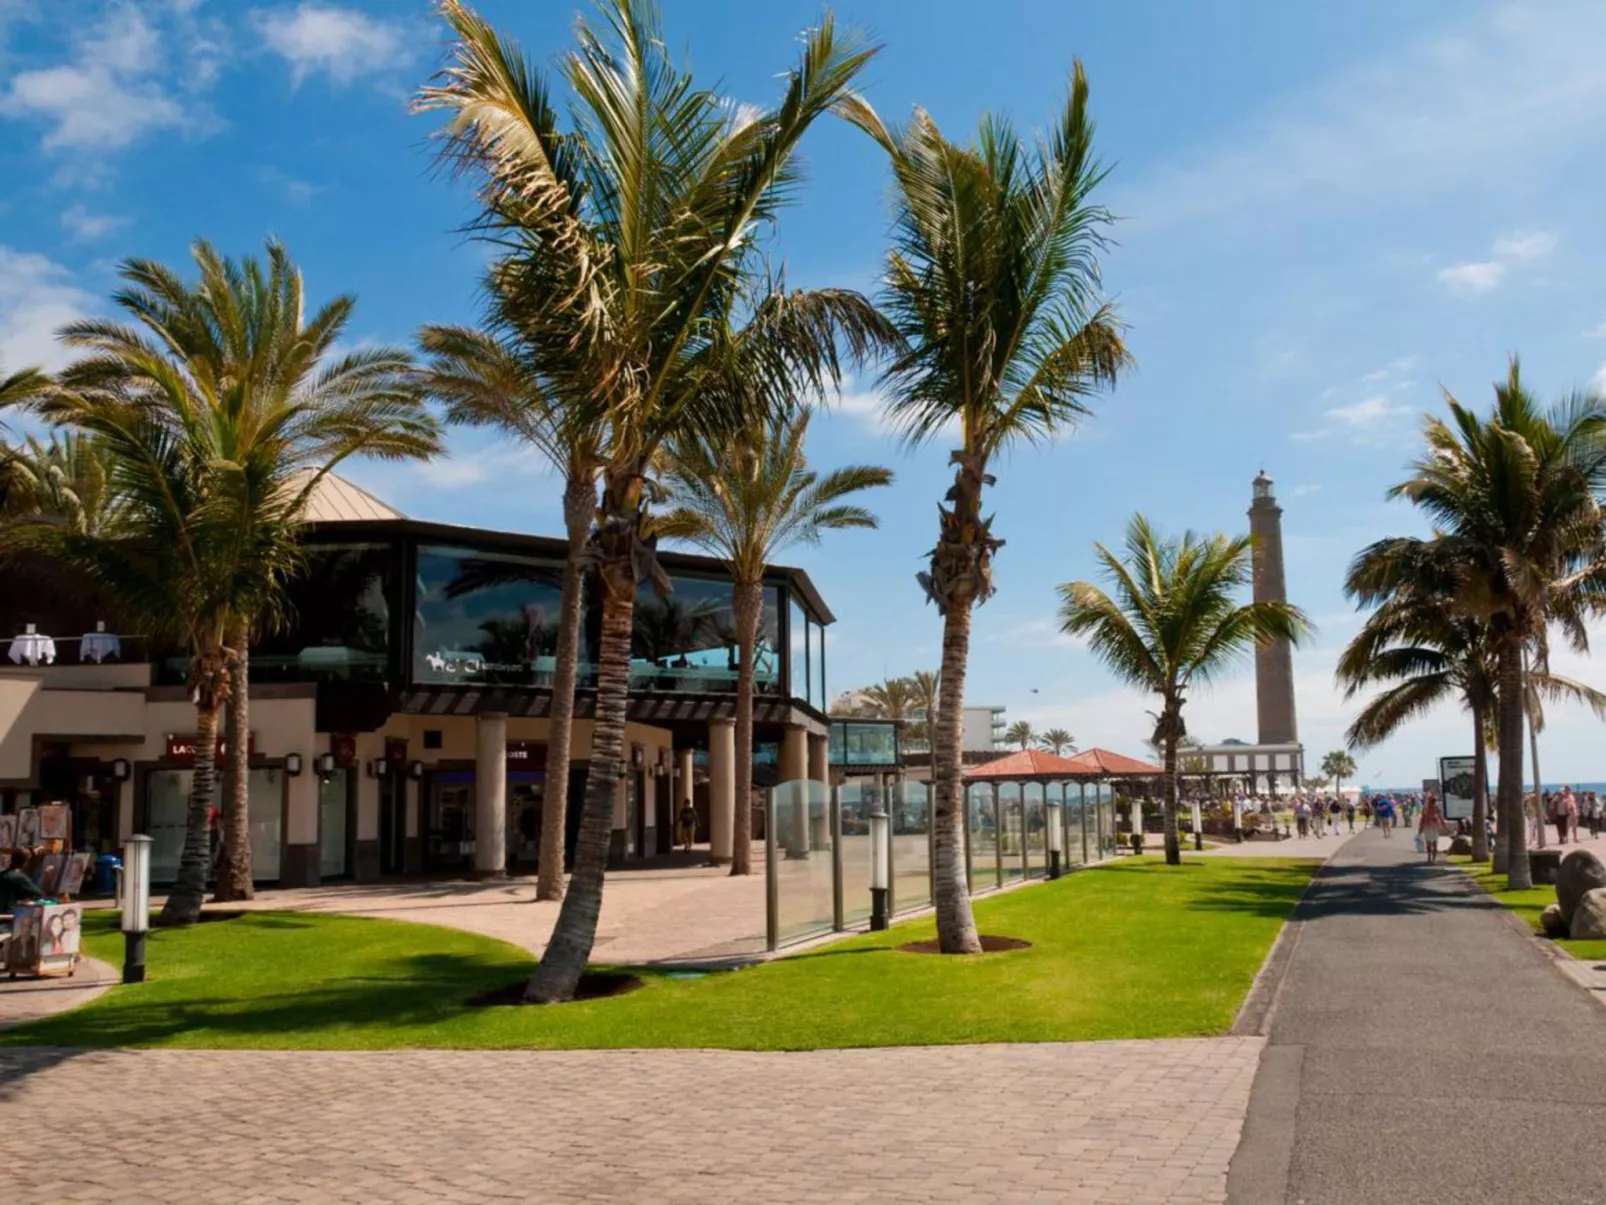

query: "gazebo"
xmin=962 ymin=746 xmax=1164 ymax=878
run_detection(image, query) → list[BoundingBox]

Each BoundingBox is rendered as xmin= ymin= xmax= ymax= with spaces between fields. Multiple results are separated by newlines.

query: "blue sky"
xmin=5 ymin=0 xmax=1606 ymax=787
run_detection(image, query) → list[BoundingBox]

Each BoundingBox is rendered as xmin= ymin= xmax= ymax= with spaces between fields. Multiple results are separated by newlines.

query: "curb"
xmin=1229 ymin=850 xmax=1338 ymax=1037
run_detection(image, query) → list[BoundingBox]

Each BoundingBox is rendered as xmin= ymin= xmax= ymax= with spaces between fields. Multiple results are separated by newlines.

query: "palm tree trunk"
xmin=932 ymin=597 xmax=981 ymax=953
xmin=1162 ymin=728 xmax=1181 ymax=865
xmin=536 ymin=473 xmax=592 ymax=902
xmin=1470 ymin=698 xmax=1489 ymax=863
xmin=215 ymin=623 xmax=254 ymax=902
xmin=1498 ymin=633 xmax=1530 ymax=889
xmin=526 ymin=473 xmax=641 ymax=1004
xmin=157 ymin=687 xmax=222 ymax=926
xmin=729 ymin=578 xmax=761 ymax=876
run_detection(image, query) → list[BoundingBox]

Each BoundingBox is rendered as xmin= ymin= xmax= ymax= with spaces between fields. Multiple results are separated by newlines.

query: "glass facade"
xmin=146 ymin=766 xmax=284 ymax=884
xmin=255 ymin=544 xmax=392 ymax=684
xmin=626 ymin=577 xmax=781 ymax=694
xmin=829 ymin=720 xmax=899 ymax=767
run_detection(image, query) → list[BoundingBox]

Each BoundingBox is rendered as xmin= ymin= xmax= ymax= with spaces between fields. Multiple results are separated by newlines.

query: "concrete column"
xmin=353 ymin=735 xmax=381 ymax=882
xmin=675 ymin=747 xmax=694 ymax=810
xmin=475 ymin=712 xmax=508 ymax=878
xmin=708 ymin=718 xmax=735 ymax=863
xmin=1130 ymin=796 xmax=1143 ymax=849
xmin=116 ymin=776 xmax=134 ymax=843
xmin=806 ymin=732 xmax=830 ymax=848
xmin=779 ymin=724 xmax=810 ymax=855
xmin=780 ymin=724 xmax=808 ymax=783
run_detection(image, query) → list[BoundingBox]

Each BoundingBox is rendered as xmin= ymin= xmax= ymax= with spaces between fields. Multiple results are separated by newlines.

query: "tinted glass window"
xmin=257 ymin=543 xmax=392 ymax=683
xmin=414 ymin=544 xmax=567 ymax=686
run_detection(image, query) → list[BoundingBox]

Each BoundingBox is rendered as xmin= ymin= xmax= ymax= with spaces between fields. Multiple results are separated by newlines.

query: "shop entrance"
xmin=423 ymin=764 xmax=588 ymax=875
xmin=33 ymin=756 xmax=119 ymax=856
xmin=378 ymin=775 xmax=407 ymax=876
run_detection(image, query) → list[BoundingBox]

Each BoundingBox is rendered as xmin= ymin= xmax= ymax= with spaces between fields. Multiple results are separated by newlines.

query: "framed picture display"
xmin=0 ymin=813 xmax=16 ymax=849
xmin=16 ymin=807 xmax=40 ymax=848
xmin=37 ymin=802 xmax=70 ymax=842
xmin=58 ymin=852 xmax=92 ymax=897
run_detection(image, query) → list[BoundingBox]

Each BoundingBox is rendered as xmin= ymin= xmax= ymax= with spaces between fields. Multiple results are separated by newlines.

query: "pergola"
xmin=962 ymin=746 xmax=1165 ymax=868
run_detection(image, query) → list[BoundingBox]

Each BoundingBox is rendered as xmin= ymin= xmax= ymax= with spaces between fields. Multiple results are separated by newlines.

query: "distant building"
xmin=963 ymin=705 xmax=1007 ymax=753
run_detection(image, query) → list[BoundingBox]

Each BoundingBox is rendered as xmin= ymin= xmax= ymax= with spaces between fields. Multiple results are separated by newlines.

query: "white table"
xmin=8 ymin=633 xmax=56 ymax=666
xmin=80 ymin=631 xmax=122 ymax=663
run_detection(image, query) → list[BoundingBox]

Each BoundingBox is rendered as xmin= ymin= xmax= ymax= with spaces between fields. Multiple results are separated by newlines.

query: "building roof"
xmin=1062 ymin=747 xmax=1164 ymax=778
xmin=962 ymin=748 xmax=1088 ymax=780
xmin=292 ymin=470 xmax=405 ymax=523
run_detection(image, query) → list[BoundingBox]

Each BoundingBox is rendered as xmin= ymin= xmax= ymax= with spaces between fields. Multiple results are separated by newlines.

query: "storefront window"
xmin=788 ymin=595 xmax=809 ymax=705
xmin=413 ymin=545 xmax=569 ymax=687
xmin=146 ymin=767 xmax=284 ymax=884
xmin=255 ymin=544 xmax=393 ymax=684
xmin=614 ymin=574 xmax=781 ymax=693
xmin=319 ymin=770 xmax=350 ymax=879
xmin=829 ymin=721 xmax=898 ymax=767
xmin=812 ymin=618 xmax=827 ymax=707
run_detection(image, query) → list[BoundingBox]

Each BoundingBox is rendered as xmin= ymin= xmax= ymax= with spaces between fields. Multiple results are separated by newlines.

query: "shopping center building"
xmin=0 ymin=475 xmax=837 ymax=887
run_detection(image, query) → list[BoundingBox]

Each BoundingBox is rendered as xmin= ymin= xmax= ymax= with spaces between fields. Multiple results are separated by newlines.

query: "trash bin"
xmin=94 ymin=854 xmax=121 ymax=896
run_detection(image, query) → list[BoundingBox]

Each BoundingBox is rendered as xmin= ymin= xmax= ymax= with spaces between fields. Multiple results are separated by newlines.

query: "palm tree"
xmin=0 ymin=431 xmax=120 ymax=533
xmin=1038 ymin=727 xmax=1075 ymax=755
xmin=33 ymin=240 xmax=438 ymax=917
xmin=845 ymin=65 xmax=1130 ymax=952
xmin=1319 ymin=750 xmax=1357 ymax=802
xmin=1339 ymin=546 xmax=1497 ymax=861
xmin=1004 ymin=719 xmax=1036 ymax=751
xmin=1059 ymin=514 xmax=1311 ymax=865
xmin=1379 ymin=362 xmax=1606 ymax=888
xmin=657 ymin=408 xmax=891 ymax=874
xmin=419 ymin=267 xmax=606 ymax=902
xmin=906 ymin=668 xmax=939 ymax=748
xmin=859 ymin=676 xmax=919 ymax=724
xmin=418 ymin=0 xmax=887 ymax=1002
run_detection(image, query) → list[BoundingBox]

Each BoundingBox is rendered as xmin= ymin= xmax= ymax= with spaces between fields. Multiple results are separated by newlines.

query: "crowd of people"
xmin=1523 ymin=785 xmax=1602 ymax=846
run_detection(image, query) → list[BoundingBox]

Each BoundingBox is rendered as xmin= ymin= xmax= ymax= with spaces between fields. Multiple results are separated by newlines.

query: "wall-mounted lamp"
xmin=284 ymin=753 xmax=303 ymax=777
xmin=631 ymin=746 xmax=645 ymax=769
xmin=408 ymin=760 xmax=425 ymax=781
xmin=369 ymin=759 xmax=390 ymax=780
xmin=110 ymin=758 xmax=131 ymax=781
xmin=314 ymin=752 xmax=337 ymax=778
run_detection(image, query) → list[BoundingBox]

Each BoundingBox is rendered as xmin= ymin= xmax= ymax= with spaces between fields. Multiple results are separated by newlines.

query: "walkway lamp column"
xmin=1046 ymin=799 xmax=1063 ymax=880
xmin=869 ymin=809 xmax=890 ymax=931
xmin=1192 ymin=798 xmax=1204 ymax=851
xmin=120 ymin=834 xmax=152 ymax=984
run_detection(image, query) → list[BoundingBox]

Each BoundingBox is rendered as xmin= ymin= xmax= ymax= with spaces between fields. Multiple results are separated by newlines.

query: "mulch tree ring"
xmin=897 ymin=935 xmax=1032 ymax=955
xmin=468 ymin=971 xmax=644 ymax=1007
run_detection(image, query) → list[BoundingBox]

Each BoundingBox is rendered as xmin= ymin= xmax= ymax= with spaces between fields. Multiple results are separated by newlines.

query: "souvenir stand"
xmin=2 ymin=802 xmax=88 ymax=979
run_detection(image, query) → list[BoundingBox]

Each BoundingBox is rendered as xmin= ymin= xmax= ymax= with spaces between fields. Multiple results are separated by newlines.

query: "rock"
xmin=1449 ymin=835 xmax=1472 ymax=856
xmin=1529 ymin=848 xmax=1563 ymax=886
xmin=1569 ymin=888 xmax=1606 ymax=941
xmin=1556 ymin=849 xmax=1606 ymax=925
xmin=1540 ymin=903 xmax=1569 ymax=938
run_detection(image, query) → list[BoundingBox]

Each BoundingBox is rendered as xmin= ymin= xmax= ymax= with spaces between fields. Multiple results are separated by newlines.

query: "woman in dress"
xmin=1418 ymin=791 xmax=1448 ymax=864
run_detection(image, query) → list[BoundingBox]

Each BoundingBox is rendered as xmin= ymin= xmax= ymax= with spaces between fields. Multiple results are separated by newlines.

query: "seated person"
xmin=1 ymin=849 xmax=44 ymax=913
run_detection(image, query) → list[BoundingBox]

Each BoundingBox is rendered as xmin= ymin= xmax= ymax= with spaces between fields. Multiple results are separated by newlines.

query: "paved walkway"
xmin=0 ymin=956 xmax=116 ymax=1030
xmin=0 ymin=1037 xmax=1263 ymax=1204
xmin=1228 ymin=828 xmax=1606 ymax=1204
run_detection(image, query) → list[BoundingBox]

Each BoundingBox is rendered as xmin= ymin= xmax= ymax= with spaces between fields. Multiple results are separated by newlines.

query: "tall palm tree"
xmin=1379 ymin=363 xmax=1606 ymax=888
xmin=31 ymin=240 xmax=438 ymax=918
xmin=1004 ymin=719 xmax=1036 ymax=750
xmin=0 ymin=431 xmax=120 ymax=533
xmin=1337 ymin=554 xmax=1498 ymax=861
xmin=1038 ymin=727 xmax=1075 ymax=755
xmin=1059 ymin=514 xmax=1310 ymax=865
xmin=859 ymin=676 xmax=918 ymax=724
xmin=845 ymin=65 xmax=1130 ymax=952
xmin=657 ymin=407 xmax=891 ymax=875
xmin=419 ymin=267 xmax=606 ymax=902
xmin=418 ymin=0 xmax=887 ymax=1002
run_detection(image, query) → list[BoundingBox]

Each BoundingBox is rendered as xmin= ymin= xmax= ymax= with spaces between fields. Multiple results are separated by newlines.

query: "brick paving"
xmin=0 ymin=956 xmax=114 ymax=1030
xmin=0 ymin=1036 xmax=1263 ymax=1204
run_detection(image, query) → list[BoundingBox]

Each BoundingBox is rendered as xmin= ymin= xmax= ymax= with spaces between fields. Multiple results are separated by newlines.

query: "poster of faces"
xmin=15 ymin=807 xmax=40 ymax=848
xmin=9 ymin=904 xmax=82 ymax=976
xmin=36 ymin=853 xmax=64 ymax=895
xmin=0 ymin=813 xmax=15 ymax=849
xmin=58 ymin=852 xmax=91 ymax=897
xmin=37 ymin=802 xmax=69 ymax=842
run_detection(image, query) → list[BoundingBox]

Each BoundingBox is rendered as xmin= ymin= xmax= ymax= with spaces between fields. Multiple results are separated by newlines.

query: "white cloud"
xmin=982 ymin=615 xmax=1084 ymax=651
xmin=1326 ymin=394 xmax=1409 ymax=427
xmin=1291 ymin=483 xmax=1322 ymax=498
xmin=1289 ymin=427 xmax=1330 ymax=443
xmin=1119 ymin=3 xmax=1606 ymax=233
xmin=1592 ymin=362 xmax=1606 ymax=393
xmin=0 ymin=246 xmax=93 ymax=372
xmin=1584 ymin=319 xmax=1606 ymax=339
xmin=254 ymin=4 xmax=412 ymax=86
xmin=1436 ymin=260 xmax=1506 ymax=295
xmin=60 ymin=203 xmax=128 ymax=242
xmin=0 ymin=5 xmax=214 ymax=151
xmin=412 ymin=443 xmax=547 ymax=491
xmin=1491 ymin=230 xmax=1557 ymax=261
xmin=257 ymin=165 xmax=320 ymax=205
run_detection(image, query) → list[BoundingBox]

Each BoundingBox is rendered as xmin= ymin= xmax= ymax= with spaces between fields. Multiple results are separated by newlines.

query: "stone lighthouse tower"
xmin=1248 ymin=471 xmax=1298 ymax=745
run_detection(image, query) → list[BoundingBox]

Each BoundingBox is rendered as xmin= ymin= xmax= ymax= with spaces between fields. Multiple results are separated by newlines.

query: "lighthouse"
xmin=1248 ymin=470 xmax=1298 ymax=746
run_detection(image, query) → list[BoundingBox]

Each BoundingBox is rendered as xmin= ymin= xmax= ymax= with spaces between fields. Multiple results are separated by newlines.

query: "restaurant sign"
xmin=165 ymin=733 xmax=257 ymax=765
xmin=506 ymin=741 xmax=546 ymax=769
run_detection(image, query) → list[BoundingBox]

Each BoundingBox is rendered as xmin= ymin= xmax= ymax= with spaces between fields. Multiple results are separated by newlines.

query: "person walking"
xmin=1561 ymin=786 xmax=1580 ymax=845
xmin=1418 ymin=791 xmax=1449 ymax=865
xmin=675 ymin=798 xmax=698 ymax=853
xmin=1587 ymin=792 xmax=1602 ymax=840
xmin=1376 ymin=793 xmax=1396 ymax=838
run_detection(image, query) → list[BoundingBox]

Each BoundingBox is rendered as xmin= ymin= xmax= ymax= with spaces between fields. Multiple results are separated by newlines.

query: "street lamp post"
xmin=120 ymin=834 xmax=152 ymax=984
xmin=1046 ymin=799 xmax=1063 ymax=879
xmin=869 ymin=810 xmax=889 ymax=931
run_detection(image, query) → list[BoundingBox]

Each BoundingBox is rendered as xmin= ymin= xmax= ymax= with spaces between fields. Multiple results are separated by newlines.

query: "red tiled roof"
xmin=1062 ymin=747 xmax=1164 ymax=777
xmin=962 ymin=748 xmax=1088 ymax=780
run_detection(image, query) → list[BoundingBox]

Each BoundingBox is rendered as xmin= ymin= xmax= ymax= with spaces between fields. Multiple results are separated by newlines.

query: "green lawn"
xmin=1450 ymin=856 xmax=1606 ymax=961
xmin=5 ymin=857 xmax=1316 ymax=1052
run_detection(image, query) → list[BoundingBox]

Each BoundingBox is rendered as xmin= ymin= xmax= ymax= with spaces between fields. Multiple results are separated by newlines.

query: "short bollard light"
xmin=1192 ymin=799 xmax=1204 ymax=851
xmin=869 ymin=810 xmax=890 ymax=931
xmin=120 ymin=834 xmax=152 ymax=984
xmin=1046 ymin=800 xmax=1063 ymax=879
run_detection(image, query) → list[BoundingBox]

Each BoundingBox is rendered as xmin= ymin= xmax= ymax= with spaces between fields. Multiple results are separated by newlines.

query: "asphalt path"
xmin=1228 ymin=828 xmax=1606 ymax=1205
